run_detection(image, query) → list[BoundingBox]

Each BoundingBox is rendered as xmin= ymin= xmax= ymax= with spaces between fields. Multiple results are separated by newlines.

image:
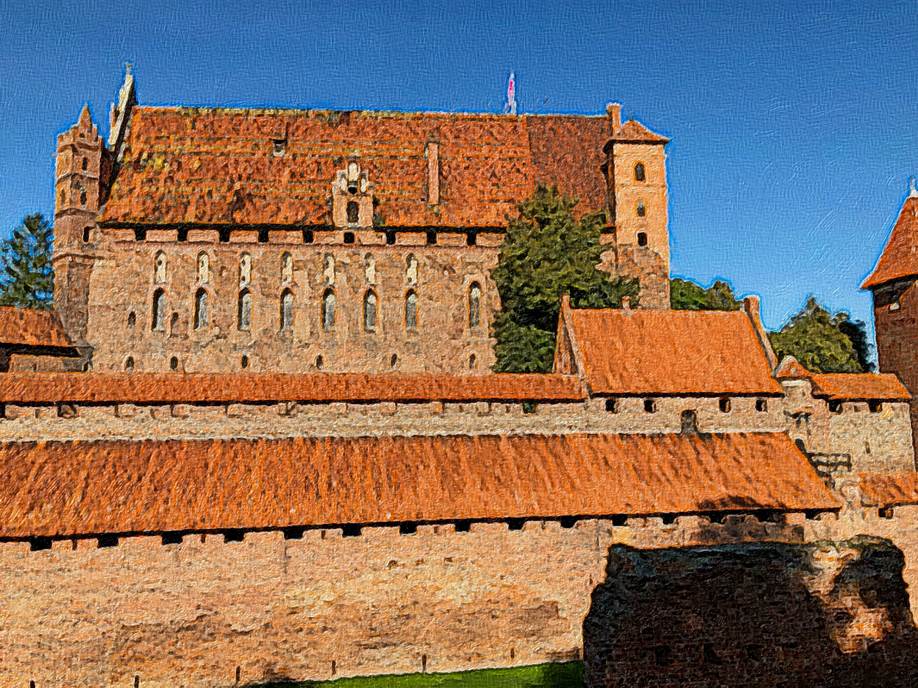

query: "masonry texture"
xmin=52 ymin=73 xmax=672 ymax=373
xmin=583 ymin=537 xmax=918 ymax=688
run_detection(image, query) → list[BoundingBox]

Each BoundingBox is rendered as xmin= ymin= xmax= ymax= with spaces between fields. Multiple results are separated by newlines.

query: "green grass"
xmin=258 ymin=661 xmax=583 ymax=688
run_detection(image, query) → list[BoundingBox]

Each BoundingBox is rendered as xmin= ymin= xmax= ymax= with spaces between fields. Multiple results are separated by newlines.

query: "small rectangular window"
xmin=605 ymin=398 xmax=620 ymax=413
xmin=869 ymin=400 xmax=882 ymax=413
xmin=343 ymin=231 xmax=355 ymax=244
xmin=644 ymin=398 xmax=657 ymax=413
xmin=755 ymin=398 xmax=768 ymax=412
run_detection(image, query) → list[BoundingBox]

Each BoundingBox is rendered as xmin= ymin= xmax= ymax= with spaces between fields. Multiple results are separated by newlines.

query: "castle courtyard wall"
xmin=3 ymin=506 xmax=917 ymax=688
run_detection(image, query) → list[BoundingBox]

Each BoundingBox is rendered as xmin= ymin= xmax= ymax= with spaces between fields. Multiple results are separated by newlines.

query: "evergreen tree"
xmin=768 ymin=297 xmax=870 ymax=373
xmin=0 ymin=214 xmax=54 ymax=309
xmin=670 ymin=277 xmax=742 ymax=311
xmin=492 ymin=185 xmax=638 ymax=372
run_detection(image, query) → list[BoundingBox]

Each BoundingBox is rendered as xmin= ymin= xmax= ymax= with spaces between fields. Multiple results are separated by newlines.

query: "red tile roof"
xmin=610 ymin=119 xmax=669 ymax=144
xmin=862 ymin=196 xmax=918 ymax=289
xmin=809 ymin=373 xmax=910 ymax=402
xmin=561 ymin=306 xmax=782 ymax=396
xmin=99 ymin=107 xmax=623 ymax=229
xmin=859 ymin=472 xmax=918 ymax=508
xmin=0 ymin=371 xmax=585 ymax=404
xmin=0 ymin=432 xmax=837 ymax=538
xmin=774 ymin=356 xmax=910 ymax=401
xmin=0 ymin=307 xmax=73 ymax=349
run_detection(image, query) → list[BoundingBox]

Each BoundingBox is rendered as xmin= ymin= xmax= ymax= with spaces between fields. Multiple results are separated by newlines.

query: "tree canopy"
xmin=492 ymin=185 xmax=638 ymax=372
xmin=670 ymin=277 xmax=742 ymax=311
xmin=0 ymin=213 xmax=53 ymax=309
xmin=768 ymin=297 xmax=872 ymax=373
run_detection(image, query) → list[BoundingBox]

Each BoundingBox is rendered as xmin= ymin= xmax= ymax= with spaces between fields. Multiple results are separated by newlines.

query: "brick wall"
xmin=0 ymin=394 xmax=787 ymax=443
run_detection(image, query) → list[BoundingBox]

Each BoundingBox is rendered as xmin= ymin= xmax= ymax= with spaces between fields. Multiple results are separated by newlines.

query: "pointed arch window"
xmin=322 ymin=289 xmax=336 ymax=331
xmin=364 ymin=290 xmax=378 ymax=332
xmin=281 ymin=252 xmax=293 ymax=284
xmin=239 ymin=253 xmax=252 ymax=287
xmin=634 ymin=163 xmax=646 ymax=182
xmin=151 ymin=289 xmax=166 ymax=331
xmin=154 ymin=251 xmax=167 ymax=284
xmin=193 ymin=288 xmax=208 ymax=329
xmin=468 ymin=282 xmax=482 ymax=329
xmin=280 ymin=289 xmax=294 ymax=331
xmin=237 ymin=289 xmax=251 ymax=331
xmin=197 ymin=253 xmax=209 ymax=284
xmin=405 ymin=290 xmax=418 ymax=331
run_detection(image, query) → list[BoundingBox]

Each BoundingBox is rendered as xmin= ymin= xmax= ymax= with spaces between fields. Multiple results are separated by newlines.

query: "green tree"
xmin=492 ymin=185 xmax=638 ymax=372
xmin=768 ymin=297 xmax=871 ymax=373
xmin=0 ymin=214 xmax=53 ymax=309
xmin=670 ymin=277 xmax=742 ymax=310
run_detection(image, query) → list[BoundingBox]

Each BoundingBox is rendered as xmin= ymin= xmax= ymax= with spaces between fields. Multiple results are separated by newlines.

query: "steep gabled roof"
xmin=99 ymin=107 xmax=625 ymax=229
xmin=0 ymin=432 xmax=837 ymax=538
xmin=0 ymin=371 xmax=585 ymax=404
xmin=862 ymin=196 xmax=918 ymax=289
xmin=0 ymin=307 xmax=73 ymax=350
xmin=558 ymin=304 xmax=782 ymax=396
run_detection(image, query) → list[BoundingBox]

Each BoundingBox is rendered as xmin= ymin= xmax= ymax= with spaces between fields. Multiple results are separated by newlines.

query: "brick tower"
xmin=53 ymin=104 xmax=106 ymax=351
xmin=863 ymin=179 xmax=918 ymax=458
xmin=602 ymin=103 xmax=670 ymax=309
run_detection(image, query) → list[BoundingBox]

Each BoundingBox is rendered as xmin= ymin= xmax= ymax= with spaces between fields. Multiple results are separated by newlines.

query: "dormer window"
xmin=332 ymin=160 xmax=374 ymax=228
xmin=272 ymin=139 xmax=286 ymax=157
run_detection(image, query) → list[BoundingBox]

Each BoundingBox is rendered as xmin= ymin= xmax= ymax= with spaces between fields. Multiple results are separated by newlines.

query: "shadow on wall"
xmin=583 ymin=537 xmax=918 ymax=688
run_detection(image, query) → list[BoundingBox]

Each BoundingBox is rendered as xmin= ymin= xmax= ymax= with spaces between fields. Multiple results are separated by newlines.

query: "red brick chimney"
xmin=607 ymin=102 xmax=622 ymax=134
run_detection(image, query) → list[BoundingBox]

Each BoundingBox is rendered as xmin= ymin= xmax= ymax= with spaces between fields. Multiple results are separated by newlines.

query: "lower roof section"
xmin=0 ymin=371 xmax=585 ymax=404
xmin=860 ymin=472 xmax=918 ymax=508
xmin=0 ymin=431 xmax=838 ymax=539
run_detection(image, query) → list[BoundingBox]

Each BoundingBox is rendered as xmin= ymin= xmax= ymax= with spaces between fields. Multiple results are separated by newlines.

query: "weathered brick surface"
xmin=583 ymin=537 xmax=918 ymax=688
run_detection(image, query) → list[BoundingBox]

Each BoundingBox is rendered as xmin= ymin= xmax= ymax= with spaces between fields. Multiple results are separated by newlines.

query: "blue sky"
xmin=1 ymin=0 xmax=916 ymax=345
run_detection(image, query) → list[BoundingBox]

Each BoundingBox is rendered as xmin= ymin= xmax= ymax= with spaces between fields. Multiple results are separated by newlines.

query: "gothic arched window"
xmin=193 ymin=289 xmax=208 ymax=330
xmin=634 ymin=163 xmax=646 ymax=182
xmin=322 ymin=289 xmax=336 ymax=331
xmin=468 ymin=282 xmax=482 ymax=329
xmin=364 ymin=290 xmax=378 ymax=332
xmin=151 ymin=289 xmax=166 ymax=331
xmin=405 ymin=290 xmax=418 ymax=331
xmin=154 ymin=251 xmax=167 ymax=284
xmin=364 ymin=254 xmax=376 ymax=284
xmin=281 ymin=252 xmax=293 ymax=284
xmin=406 ymin=254 xmax=418 ymax=286
xmin=280 ymin=289 xmax=293 ymax=331
xmin=237 ymin=289 xmax=251 ymax=331
xmin=346 ymin=201 xmax=359 ymax=225
xmin=637 ymin=201 xmax=646 ymax=217
xmin=197 ymin=253 xmax=209 ymax=284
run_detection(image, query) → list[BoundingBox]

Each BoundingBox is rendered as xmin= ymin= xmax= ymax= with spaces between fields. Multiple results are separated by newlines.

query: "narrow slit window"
xmin=636 ymin=201 xmax=646 ymax=217
xmin=239 ymin=253 xmax=252 ymax=287
xmin=237 ymin=289 xmax=251 ymax=331
xmin=637 ymin=232 xmax=648 ymax=247
xmin=197 ymin=253 xmax=209 ymax=284
xmin=281 ymin=252 xmax=293 ymax=283
xmin=322 ymin=289 xmax=336 ymax=331
xmin=346 ymin=201 xmax=359 ymax=224
xmin=634 ymin=162 xmax=646 ymax=181
xmin=364 ymin=290 xmax=378 ymax=332
xmin=194 ymin=288 xmax=208 ymax=329
xmin=468 ymin=282 xmax=481 ymax=328
xmin=280 ymin=289 xmax=293 ymax=331
xmin=151 ymin=289 xmax=166 ymax=331
xmin=405 ymin=290 xmax=418 ymax=330
xmin=154 ymin=251 xmax=167 ymax=284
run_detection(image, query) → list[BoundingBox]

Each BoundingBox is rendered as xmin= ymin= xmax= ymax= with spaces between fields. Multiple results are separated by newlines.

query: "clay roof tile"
xmin=0 ymin=307 xmax=73 ymax=349
xmin=862 ymin=196 xmax=918 ymax=289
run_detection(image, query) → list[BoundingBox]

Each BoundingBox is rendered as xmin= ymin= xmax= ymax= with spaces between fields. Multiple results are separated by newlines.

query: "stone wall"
xmin=4 ymin=506 xmax=918 ymax=687
xmin=0 ymin=394 xmax=786 ymax=442
xmin=83 ymin=229 xmax=501 ymax=374
xmin=583 ymin=537 xmax=918 ymax=688
xmin=782 ymin=378 xmax=914 ymax=477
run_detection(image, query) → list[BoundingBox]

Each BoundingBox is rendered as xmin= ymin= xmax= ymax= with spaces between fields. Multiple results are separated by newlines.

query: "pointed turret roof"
xmin=77 ymin=103 xmax=92 ymax=128
xmin=862 ymin=185 xmax=918 ymax=289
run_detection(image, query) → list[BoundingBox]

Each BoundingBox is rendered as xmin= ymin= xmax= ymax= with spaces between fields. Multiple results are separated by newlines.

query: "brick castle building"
xmin=54 ymin=69 xmax=670 ymax=374
xmin=2 ymin=70 xmax=918 ymax=686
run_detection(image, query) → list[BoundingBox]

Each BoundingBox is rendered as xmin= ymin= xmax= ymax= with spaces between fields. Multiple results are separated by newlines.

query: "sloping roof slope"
xmin=0 ymin=432 xmax=837 ymax=538
xmin=562 ymin=307 xmax=782 ymax=396
xmin=99 ymin=107 xmax=627 ymax=229
xmin=810 ymin=373 xmax=910 ymax=402
xmin=862 ymin=196 xmax=918 ymax=289
xmin=0 ymin=307 xmax=73 ymax=349
xmin=860 ymin=472 xmax=918 ymax=508
xmin=0 ymin=372 xmax=584 ymax=404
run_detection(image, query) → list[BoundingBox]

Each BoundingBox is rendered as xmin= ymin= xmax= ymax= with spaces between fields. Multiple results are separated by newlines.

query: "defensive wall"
xmin=3 ymin=504 xmax=918 ymax=687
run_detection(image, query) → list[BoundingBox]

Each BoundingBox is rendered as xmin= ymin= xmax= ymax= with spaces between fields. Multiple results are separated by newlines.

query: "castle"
xmin=2 ymin=71 xmax=918 ymax=686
